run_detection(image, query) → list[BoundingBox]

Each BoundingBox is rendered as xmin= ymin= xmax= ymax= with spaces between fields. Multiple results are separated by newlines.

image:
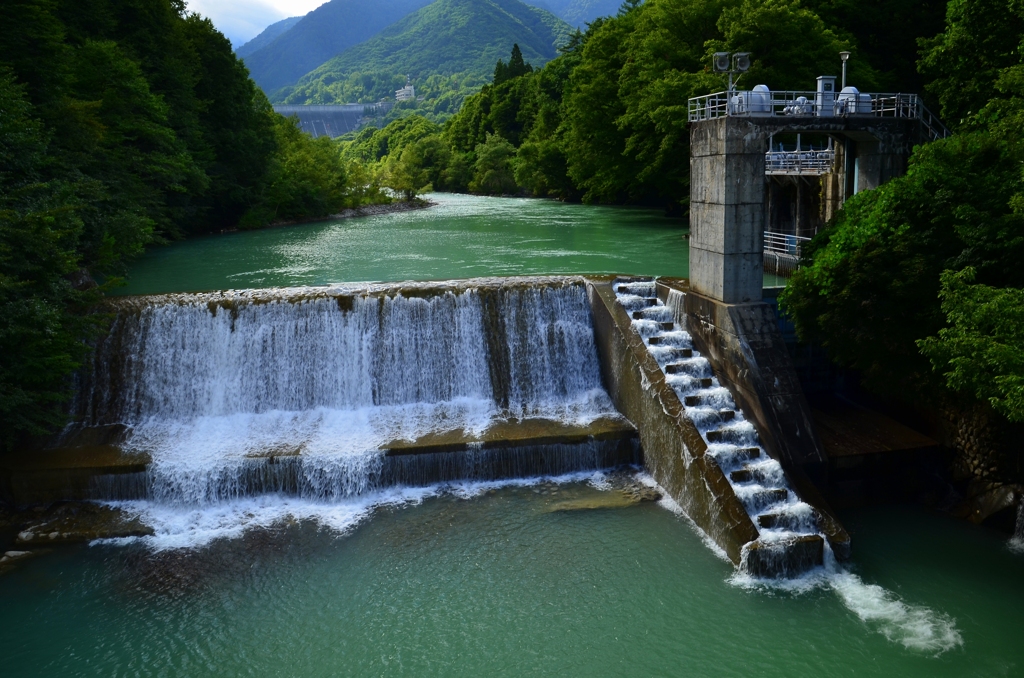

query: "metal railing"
xmin=763 ymin=230 xmax=813 ymax=277
xmin=765 ymin=149 xmax=835 ymax=175
xmin=688 ymin=90 xmax=950 ymax=141
xmin=764 ymin=230 xmax=811 ymax=257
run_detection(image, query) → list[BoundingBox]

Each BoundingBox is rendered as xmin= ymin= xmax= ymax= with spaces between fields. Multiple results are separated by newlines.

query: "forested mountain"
xmin=279 ymin=0 xmax=572 ymax=107
xmin=241 ymin=0 xmax=434 ymax=95
xmin=235 ymin=15 xmax=302 ymax=58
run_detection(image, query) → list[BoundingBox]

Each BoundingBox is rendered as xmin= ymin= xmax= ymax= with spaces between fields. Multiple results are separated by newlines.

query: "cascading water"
xmin=1010 ymin=496 xmax=1024 ymax=554
xmin=612 ymin=277 xmax=963 ymax=654
xmin=612 ymin=279 xmax=819 ymax=572
xmin=69 ymin=279 xmax=629 ymax=545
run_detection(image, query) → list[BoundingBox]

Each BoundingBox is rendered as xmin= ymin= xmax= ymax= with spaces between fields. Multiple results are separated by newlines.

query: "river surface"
xmin=0 ymin=480 xmax=1021 ymax=677
xmin=116 ymin=193 xmax=785 ymax=294
xmin=6 ymin=194 xmax=1020 ymax=675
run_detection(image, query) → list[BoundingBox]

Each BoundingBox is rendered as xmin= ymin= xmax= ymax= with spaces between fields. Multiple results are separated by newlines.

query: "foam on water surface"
xmin=96 ymin=470 xmax=619 ymax=551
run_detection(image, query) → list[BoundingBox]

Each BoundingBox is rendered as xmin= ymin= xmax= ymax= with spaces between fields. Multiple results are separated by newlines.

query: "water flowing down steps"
xmin=584 ymin=276 xmax=846 ymax=577
xmin=3 ymin=273 xmax=847 ymax=580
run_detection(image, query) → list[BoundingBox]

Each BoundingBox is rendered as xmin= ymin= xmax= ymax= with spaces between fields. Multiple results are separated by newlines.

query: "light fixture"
xmin=839 ymin=51 xmax=851 ymax=88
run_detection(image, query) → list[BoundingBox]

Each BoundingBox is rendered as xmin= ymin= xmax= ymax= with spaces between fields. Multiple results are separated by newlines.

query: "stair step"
xmin=719 ymin=410 xmax=735 ymax=422
xmin=730 ymin=469 xmax=753 ymax=483
xmin=756 ymin=512 xmax=816 ymax=531
xmin=713 ymin=447 xmax=761 ymax=467
xmin=684 ymin=395 xmax=701 ymax=406
xmin=659 ymin=322 xmax=675 ymax=331
xmin=750 ymin=488 xmax=789 ymax=507
xmin=698 ymin=378 xmax=713 ymax=388
xmin=664 ymin=354 xmax=696 ymax=372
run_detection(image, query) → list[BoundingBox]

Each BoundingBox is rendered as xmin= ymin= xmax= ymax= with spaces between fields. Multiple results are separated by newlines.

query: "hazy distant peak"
xmin=235 ymin=16 xmax=304 ymax=59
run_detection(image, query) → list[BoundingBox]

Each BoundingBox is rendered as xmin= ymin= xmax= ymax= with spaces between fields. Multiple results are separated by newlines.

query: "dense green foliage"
xmin=781 ymin=132 xmax=1024 ymax=398
xmin=240 ymin=0 xmax=433 ymax=95
xmin=0 ymin=0 xmax=382 ymax=448
xmin=352 ymin=0 xmax=930 ymax=209
xmin=782 ymin=0 xmax=1024 ymax=425
xmin=919 ymin=269 xmax=1024 ymax=423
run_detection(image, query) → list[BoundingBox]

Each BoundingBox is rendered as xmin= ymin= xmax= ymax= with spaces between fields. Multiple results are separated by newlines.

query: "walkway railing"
xmin=763 ymin=230 xmax=812 ymax=278
xmin=765 ymin=149 xmax=835 ymax=175
xmin=688 ymin=90 xmax=950 ymax=142
xmin=764 ymin=230 xmax=811 ymax=257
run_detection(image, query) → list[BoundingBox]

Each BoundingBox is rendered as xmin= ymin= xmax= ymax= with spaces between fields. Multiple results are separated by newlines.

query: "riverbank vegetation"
xmin=351 ymin=0 xmax=944 ymax=212
xmin=780 ymin=0 xmax=1024 ymax=474
xmin=0 ymin=0 xmax=385 ymax=447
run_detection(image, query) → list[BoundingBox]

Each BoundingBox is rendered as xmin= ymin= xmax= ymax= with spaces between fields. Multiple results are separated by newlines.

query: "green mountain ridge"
xmin=235 ymin=16 xmax=302 ymax=59
xmin=278 ymin=0 xmax=573 ymax=107
xmin=241 ymin=0 xmax=434 ymax=95
xmin=529 ymin=0 xmax=624 ymax=27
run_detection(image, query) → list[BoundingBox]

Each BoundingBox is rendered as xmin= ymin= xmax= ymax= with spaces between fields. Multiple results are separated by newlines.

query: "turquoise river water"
xmin=1 ymin=478 xmax=1022 ymax=676
xmin=116 ymin=192 xmax=785 ymax=294
xmin=3 ymin=194 xmax=1020 ymax=676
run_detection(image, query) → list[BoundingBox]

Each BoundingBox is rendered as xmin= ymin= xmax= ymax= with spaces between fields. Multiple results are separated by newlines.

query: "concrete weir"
xmin=1 ymin=274 xmax=846 ymax=577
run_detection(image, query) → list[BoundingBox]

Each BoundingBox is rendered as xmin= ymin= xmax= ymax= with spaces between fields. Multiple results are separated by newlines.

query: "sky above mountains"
xmin=187 ymin=0 xmax=325 ymax=45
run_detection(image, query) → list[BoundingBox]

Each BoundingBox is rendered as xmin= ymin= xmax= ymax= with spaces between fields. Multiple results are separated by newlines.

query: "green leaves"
xmin=919 ymin=268 xmax=1024 ymax=422
xmin=469 ymin=132 xmax=518 ymax=194
xmin=781 ymin=130 xmax=1024 ymax=402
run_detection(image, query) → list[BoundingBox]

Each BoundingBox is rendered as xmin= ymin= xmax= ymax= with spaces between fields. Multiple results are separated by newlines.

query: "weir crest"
xmin=58 ymin=278 xmax=633 ymax=507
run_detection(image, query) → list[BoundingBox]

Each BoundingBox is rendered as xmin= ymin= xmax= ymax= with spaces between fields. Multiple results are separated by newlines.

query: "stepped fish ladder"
xmin=613 ymin=278 xmax=962 ymax=654
xmin=65 ymin=277 xmax=633 ymax=513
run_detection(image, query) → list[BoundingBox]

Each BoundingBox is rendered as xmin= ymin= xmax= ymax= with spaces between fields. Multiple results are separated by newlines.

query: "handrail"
xmin=688 ymin=90 xmax=950 ymax=141
xmin=764 ymin=230 xmax=811 ymax=257
xmin=765 ymin=149 xmax=835 ymax=175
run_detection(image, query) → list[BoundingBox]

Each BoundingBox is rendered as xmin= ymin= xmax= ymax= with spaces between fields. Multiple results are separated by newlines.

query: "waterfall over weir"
xmin=67 ymin=278 xmax=632 ymax=507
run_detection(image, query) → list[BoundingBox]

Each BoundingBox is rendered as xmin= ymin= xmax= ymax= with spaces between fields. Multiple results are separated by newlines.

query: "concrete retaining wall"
xmin=585 ymin=278 xmax=760 ymax=564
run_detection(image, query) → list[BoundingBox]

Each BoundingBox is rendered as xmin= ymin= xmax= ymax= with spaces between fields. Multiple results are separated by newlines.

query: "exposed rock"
xmin=14 ymin=502 xmax=153 ymax=546
xmin=951 ymin=484 xmax=1022 ymax=526
xmin=544 ymin=473 xmax=662 ymax=512
xmin=0 ymin=549 xmax=47 ymax=576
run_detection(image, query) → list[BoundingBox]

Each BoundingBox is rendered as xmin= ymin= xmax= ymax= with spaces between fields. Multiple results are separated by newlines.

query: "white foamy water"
xmin=97 ymin=470 xmax=617 ymax=551
xmin=76 ymin=281 xmax=624 ymax=506
xmin=615 ymin=280 xmax=964 ymax=656
xmin=1009 ymin=499 xmax=1024 ymax=554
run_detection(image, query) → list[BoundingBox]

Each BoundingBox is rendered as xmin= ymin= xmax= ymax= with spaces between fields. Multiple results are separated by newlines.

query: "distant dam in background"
xmin=273 ymin=103 xmax=394 ymax=138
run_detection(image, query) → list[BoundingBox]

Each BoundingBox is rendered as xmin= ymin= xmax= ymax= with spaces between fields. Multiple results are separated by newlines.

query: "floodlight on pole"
xmin=712 ymin=52 xmax=752 ymax=94
xmin=839 ymin=51 xmax=851 ymax=89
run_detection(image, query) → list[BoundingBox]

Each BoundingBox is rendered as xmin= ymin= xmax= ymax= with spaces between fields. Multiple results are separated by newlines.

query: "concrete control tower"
xmin=681 ymin=75 xmax=947 ymax=486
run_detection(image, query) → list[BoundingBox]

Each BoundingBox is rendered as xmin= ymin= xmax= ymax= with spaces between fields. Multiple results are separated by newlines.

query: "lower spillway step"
xmin=613 ymin=277 xmax=824 ymax=577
